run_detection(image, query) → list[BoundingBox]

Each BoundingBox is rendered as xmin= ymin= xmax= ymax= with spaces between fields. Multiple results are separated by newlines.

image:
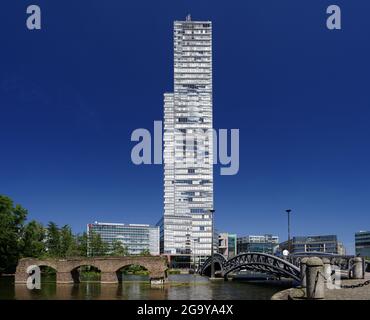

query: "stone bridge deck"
xmin=15 ymin=256 xmax=169 ymax=284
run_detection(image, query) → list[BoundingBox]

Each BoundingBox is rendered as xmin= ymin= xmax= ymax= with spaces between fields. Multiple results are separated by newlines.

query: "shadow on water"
xmin=1 ymin=274 xmax=290 ymax=300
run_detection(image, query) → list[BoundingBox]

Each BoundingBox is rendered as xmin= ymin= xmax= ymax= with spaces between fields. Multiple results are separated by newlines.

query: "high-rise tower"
xmin=158 ymin=16 xmax=214 ymax=268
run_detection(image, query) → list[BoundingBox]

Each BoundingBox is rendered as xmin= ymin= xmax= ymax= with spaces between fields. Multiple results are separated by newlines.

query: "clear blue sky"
xmin=1 ymin=0 xmax=370 ymax=254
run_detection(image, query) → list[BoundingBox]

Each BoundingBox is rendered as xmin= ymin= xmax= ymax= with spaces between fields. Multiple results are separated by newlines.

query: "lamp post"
xmin=285 ymin=209 xmax=292 ymax=254
xmin=208 ymin=209 xmax=216 ymax=279
xmin=192 ymin=238 xmax=198 ymax=273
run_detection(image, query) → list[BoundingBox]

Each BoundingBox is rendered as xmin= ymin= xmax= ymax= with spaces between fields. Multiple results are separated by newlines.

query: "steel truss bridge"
xmin=199 ymin=252 xmax=364 ymax=281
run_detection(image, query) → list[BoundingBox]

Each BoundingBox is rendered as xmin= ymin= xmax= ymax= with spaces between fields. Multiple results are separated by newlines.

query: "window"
xmin=191 ymin=208 xmax=204 ymax=213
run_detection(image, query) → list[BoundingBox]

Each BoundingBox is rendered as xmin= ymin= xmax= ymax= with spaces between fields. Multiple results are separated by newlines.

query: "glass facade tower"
xmin=159 ymin=16 xmax=214 ymax=267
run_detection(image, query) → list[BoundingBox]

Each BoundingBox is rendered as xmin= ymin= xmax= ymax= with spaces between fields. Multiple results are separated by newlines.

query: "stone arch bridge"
xmin=15 ymin=256 xmax=168 ymax=284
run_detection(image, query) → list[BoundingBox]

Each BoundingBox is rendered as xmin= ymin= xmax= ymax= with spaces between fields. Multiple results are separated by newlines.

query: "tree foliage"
xmin=46 ymin=222 xmax=61 ymax=257
xmin=88 ymin=232 xmax=109 ymax=257
xmin=20 ymin=220 xmax=46 ymax=258
xmin=110 ymin=239 xmax=128 ymax=257
xmin=76 ymin=232 xmax=88 ymax=257
xmin=0 ymin=195 xmax=27 ymax=273
xmin=0 ymin=195 xmax=137 ymax=274
xmin=140 ymin=249 xmax=151 ymax=256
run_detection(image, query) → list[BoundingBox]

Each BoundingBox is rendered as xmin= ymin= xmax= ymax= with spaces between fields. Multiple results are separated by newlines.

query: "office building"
xmin=237 ymin=234 xmax=279 ymax=255
xmin=355 ymin=231 xmax=370 ymax=257
xmin=219 ymin=233 xmax=237 ymax=258
xmin=159 ymin=15 xmax=214 ymax=268
xmin=88 ymin=222 xmax=160 ymax=255
xmin=279 ymin=235 xmax=344 ymax=255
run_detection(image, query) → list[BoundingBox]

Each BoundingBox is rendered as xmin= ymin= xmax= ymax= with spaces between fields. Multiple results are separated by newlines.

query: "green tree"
xmin=0 ymin=195 xmax=27 ymax=273
xmin=110 ymin=239 xmax=128 ymax=256
xmin=20 ymin=220 xmax=46 ymax=258
xmin=88 ymin=232 xmax=108 ymax=257
xmin=140 ymin=249 xmax=151 ymax=256
xmin=46 ymin=222 xmax=61 ymax=257
xmin=60 ymin=225 xmax=76 ymax=257
xmin=122 ymin=264 xmax=148 ymax=275
xmin=76 ymin=232 xmax=88 ymax=257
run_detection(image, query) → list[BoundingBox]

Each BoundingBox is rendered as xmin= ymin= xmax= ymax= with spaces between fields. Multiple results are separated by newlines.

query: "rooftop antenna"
xmin=186 ymin=14 xmax=191 ymax=21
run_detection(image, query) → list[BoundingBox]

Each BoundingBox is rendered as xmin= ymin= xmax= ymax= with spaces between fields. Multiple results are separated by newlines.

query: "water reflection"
xmin=4 ymin=275 xmax=288 ymax=300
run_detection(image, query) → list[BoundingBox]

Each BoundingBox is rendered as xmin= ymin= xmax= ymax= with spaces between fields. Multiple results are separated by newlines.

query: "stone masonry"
xmin=15 ymin=256 xmax=168 ymax=284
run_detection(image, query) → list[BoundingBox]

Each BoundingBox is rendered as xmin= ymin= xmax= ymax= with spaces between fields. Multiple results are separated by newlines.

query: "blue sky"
xmin=1 ymin=0 xmax=370 ymax=254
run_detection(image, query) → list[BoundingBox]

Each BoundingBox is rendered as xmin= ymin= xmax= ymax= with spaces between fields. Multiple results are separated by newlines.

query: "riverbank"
xmin=271 ymin=272 xmax=370 ymax=300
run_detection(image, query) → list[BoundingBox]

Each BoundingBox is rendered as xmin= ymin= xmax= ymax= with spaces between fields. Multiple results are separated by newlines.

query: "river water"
xmin=0 ymin=275 xmax=290 ymax=300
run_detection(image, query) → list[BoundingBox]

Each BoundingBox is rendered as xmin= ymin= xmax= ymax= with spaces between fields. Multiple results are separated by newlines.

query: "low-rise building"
xmin=237 ymin=234 xmax=279 ymax=255
xmin=87 ymin=221 xmax=160 ymax=256
xmin=280 ymin=235 xmax=344 ymax=255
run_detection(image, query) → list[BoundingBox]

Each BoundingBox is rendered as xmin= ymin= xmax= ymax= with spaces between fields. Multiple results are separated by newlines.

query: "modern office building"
xmin=355 ymin=231 xmax=370 ymax=257
xmin=219 ymin=233 xmax=237 ymax=258
xmin=279 ymin=235 xmax=344 ymax=255
xmin=237 ymin=234 xmax=279 ymax=255
xmin=159 ymin=15 xmax=214 ymax=268
xmin=87 ymin=222 xmax=160 ymax=256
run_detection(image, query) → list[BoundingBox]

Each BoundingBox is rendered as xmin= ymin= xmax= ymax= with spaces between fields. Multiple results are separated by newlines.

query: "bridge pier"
xmin=101 ymin=272 xmax=119 ymax=284
xmin=57 ymin=272 xmax=75 ymax=284
xmin=15 ymin=271 xmax=28 ymax=284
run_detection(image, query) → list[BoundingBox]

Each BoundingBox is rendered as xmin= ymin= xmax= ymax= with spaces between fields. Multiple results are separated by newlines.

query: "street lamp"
xmin=192 ymin=238 xmax=199 ymax=273
xmin=208 ymin=209 xmax=216 ymax=279
xmin=285 ymin=209 xmax=292 ymax=254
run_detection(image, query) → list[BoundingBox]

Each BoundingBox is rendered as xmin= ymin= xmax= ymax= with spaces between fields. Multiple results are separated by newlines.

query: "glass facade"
xmin=355 ymin=231 xmax=370 ymax=257
xmin=280 ymin=235 xmax=344 ymax=255
xmin=160 ymin=15 xmax=214 ymax=267
xmin=87 ymin=222 xmax=160 ymax=255
xmin=237 ymin=235 xmax=279 ymax=255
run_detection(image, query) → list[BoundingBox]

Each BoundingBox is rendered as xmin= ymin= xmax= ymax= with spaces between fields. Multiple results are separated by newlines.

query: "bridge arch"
xmin=199 ymin=253 xmax=226 ymax=277
xmin=32 ymin=260 xmax=58 ymax=271
xmin=115 ymin=264 xmax=150 ymax=282
xmin=69 ymin=264 xmax=102 ymax=283
xmin=199 ymin=253 xmax=301 ymax=281
xmin=35 ymin=263 xmax=58 ymax=282
xmin=15 ymin=258 xmax=58 ymax=283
